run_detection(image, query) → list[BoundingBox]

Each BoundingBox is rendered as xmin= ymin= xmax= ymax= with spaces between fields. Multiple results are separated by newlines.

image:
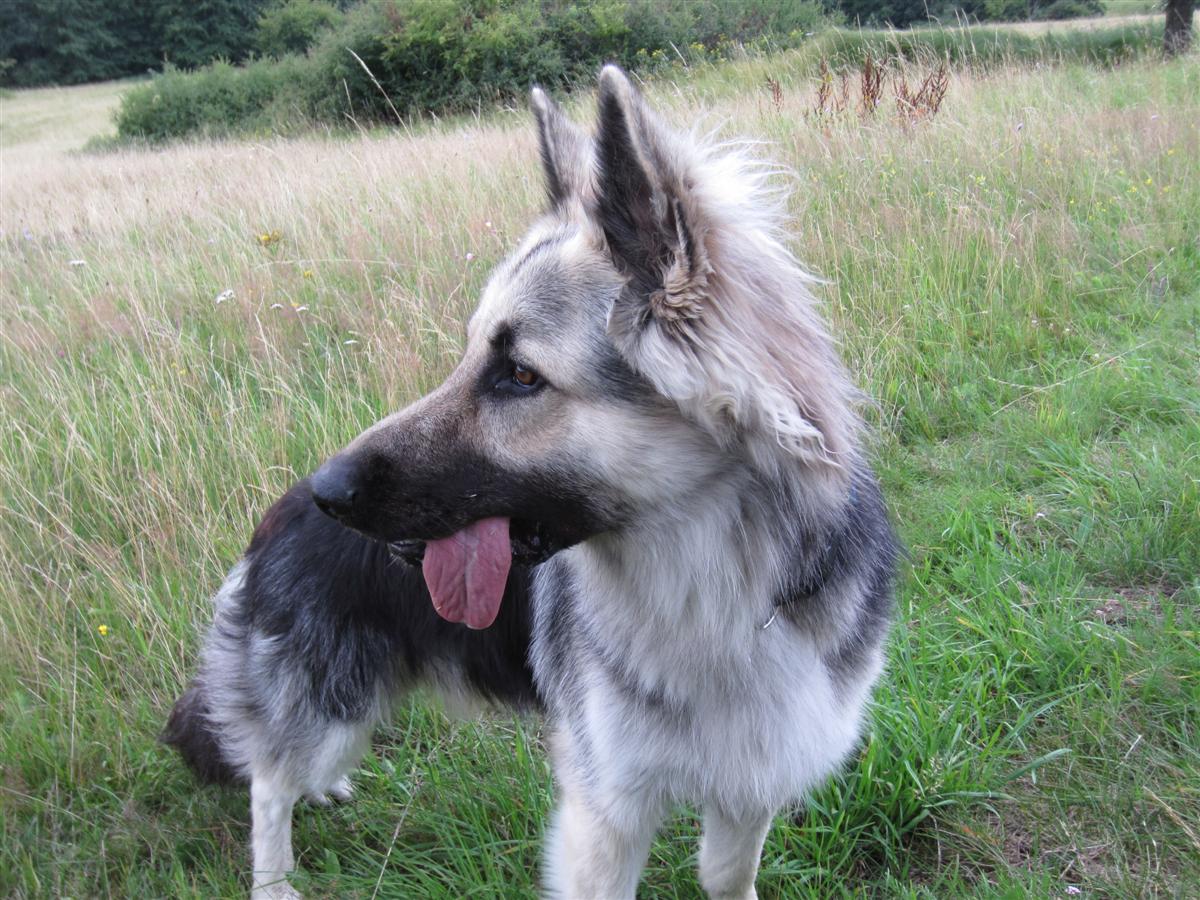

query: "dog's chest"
xmin=532 ymin=549 xmax=864 ymax=811
xmin=568 ymin=619 xmax=858 ymax=811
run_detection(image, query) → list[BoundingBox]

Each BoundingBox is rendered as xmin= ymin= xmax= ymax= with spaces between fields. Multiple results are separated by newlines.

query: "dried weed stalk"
xmin=809 ymin=55 xmax=950 ymax=126
xmin=766 ymin=76 xmax=783 ymax=112
xmin=895 ymin=64 xmax=949 ymax=125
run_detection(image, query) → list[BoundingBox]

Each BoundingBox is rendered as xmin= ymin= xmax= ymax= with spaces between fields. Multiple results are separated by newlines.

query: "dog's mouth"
xmin=389 ymin=518 xmax=561 ymax=629
xmin=389 ymin=518 xmax=559 ymax=566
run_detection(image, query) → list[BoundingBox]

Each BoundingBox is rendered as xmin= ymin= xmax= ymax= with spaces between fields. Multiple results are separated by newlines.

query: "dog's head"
xmin=311 ymin=66 xmax=860 ymax=627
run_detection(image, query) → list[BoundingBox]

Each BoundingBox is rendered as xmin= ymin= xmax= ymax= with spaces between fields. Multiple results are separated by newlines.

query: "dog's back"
xmin=165 ymin=480 xmax=540 ymax=790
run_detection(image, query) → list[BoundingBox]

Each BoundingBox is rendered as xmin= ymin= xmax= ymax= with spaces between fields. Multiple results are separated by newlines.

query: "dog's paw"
xmin=328 ymin=775 xmax=353 ymax=802
xmin=305 ymin=775 xmax=352 ymax=806
xmin=250 ymin=879 xmax=302 ymax=900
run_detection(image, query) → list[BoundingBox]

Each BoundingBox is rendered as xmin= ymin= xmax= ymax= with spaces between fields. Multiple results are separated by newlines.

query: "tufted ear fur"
xmin=592 ymin=65 xmax=710 ymax=331
xmin=530 ymin=86 xmax=591 ymax=210
xmin=593 ymin=65 xmax=860 ymax=479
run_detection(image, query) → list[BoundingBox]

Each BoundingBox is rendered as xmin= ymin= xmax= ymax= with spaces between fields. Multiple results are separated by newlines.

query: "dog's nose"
xmin=311 ymin=455 xmax=359 ymax=521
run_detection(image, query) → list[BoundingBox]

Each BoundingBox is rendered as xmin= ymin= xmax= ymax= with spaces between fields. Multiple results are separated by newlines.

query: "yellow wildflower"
xmin=97 ymin=624 xmax=109 ymax=636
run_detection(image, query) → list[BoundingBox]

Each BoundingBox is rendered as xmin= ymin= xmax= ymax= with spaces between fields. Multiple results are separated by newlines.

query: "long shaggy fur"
xmin=166 ymin=66 xmax=899 ymax=900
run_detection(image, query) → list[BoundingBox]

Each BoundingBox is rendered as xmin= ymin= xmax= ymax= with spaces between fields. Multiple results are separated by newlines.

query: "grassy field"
xmin=2 ymin=31 xmax=1198 ymax=900
xmin=0 ymin=78 xmax=128 ymax=163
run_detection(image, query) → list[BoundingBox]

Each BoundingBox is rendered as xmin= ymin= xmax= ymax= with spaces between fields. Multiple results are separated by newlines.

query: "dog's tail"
xmin=161 ymin=681 xmax=243 ymax=785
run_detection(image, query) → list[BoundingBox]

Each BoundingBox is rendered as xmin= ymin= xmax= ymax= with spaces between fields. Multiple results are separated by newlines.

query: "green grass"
xmin=1 ymin=37 xmax=1198 ymax=899
xmin=0 ymin=78 xmax=129 ymax=158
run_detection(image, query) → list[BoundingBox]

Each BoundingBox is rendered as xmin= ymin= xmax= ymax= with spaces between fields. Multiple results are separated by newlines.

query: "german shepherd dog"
xmin=164 ymin=65 xmax=899 ymax=899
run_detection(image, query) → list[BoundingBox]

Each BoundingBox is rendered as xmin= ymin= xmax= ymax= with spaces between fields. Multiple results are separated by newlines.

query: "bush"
xmin=112 ymin=0 xmax=1155 ymax=144
xmin=116 ymin=57 xmax=311 ymax=141
xmin=256 ymin=0 xmax=343 ymax=58
xmin=117 ymin=0 xmax=830 ymax=141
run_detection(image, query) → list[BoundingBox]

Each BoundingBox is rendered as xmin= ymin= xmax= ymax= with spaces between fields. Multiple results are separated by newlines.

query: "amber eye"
xmin=512 ymin=365 xmax=539 ymax=387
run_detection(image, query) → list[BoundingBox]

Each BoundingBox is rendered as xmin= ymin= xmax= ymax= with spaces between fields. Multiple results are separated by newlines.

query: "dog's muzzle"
xmin=310 ymin=451 xmax=594 ymax=567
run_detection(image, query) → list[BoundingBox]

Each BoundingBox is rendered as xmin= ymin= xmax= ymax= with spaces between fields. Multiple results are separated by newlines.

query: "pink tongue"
xmin=422 ymin=517 xmax=512 ymax=630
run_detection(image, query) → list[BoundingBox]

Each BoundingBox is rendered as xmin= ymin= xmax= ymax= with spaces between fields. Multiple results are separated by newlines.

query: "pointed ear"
xmin=530 ymin=86 xmax=590 ymax=210
xmin=593 ymin=65 xmax=710 ymax=327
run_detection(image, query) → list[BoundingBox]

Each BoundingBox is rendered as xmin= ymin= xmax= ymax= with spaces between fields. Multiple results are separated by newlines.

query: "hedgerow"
xmin=113 ymin=0 xmax=1164 ymax=143
xmin=115 ymin=0 xmax=829 ymax=140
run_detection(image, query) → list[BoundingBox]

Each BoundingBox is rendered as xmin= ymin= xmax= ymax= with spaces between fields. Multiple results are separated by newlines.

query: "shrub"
xmin=117 ymin=0 xmax=831 ymax=141
xmin=116 ymin=57 xmax=311 ymax=141
xmin=113 ymin=0 xmax=1156 ymax=144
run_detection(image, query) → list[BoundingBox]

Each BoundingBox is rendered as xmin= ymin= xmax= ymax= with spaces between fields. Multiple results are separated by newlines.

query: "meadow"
xmin=2 ymin=28 xmax=1198 ymax=898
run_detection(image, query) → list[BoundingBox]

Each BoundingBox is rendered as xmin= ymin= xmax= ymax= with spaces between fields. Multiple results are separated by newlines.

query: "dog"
xmin=164 ymin=65 xmax=899 ymax=899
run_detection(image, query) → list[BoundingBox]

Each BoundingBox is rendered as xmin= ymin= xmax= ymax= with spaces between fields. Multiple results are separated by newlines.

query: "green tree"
xmin=0 ymin=0 xmax=122 ymax=86
xmin=836 ymin=0 xmax=937 ymax=27
xmin=256 ymin=0 xmax=343 ymax=58
xmin=155 ymin=0 xmax=269 ymax=68
xmin=1 ymin=0 xmax=271 ymax=86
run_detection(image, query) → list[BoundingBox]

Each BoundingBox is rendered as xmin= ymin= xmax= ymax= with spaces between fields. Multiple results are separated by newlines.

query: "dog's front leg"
xmin=250 ymin=772 xmax=301 ymax=899
xmin=544 ymin=781 xmax=664 ymax=899
xmin=697 ymin=806 xmax=774 ymax=900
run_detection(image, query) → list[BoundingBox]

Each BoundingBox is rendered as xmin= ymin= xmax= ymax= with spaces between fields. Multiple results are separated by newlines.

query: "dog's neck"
xmin=576 ymin=463 xmax=842 ymax=630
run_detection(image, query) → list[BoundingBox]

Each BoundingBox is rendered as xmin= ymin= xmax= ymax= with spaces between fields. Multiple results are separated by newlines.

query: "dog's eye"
xmin=512 ymin=365 xmax=540 ymax=388
xmin=493 ymin=363 xmax=543 ymax=396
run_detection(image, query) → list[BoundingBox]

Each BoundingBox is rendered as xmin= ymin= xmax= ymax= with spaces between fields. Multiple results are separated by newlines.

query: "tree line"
xmin=0 ymin=0 xmax=359 ymax=87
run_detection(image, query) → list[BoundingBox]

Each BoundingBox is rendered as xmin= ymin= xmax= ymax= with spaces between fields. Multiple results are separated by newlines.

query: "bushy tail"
xmin=161 ymin=681 xmax=243 ymax=785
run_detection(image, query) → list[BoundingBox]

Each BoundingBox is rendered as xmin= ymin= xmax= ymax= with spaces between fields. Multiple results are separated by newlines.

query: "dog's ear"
xmin=594 ymin=65 xmax=859 ymax=477
xmin=530 ymin=87 xmax=590 ymax=210
xmin=593 ymin=65 xmax=710 ymax=329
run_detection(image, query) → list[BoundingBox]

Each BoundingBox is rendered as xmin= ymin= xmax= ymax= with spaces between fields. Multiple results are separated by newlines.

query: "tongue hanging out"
xmin=422 ymin=517 xmax=512 ymax=629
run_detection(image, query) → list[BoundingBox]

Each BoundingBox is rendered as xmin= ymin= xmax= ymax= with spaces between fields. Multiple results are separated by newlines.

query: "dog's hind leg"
xmin=249 ymin=770 xmax=301 ymax=900
xmin=544 ymin=782 xmax=665 ymax=900
xmin=697 ymin=806 xmax=774 ymax=900
xmin=249 ymin=721 xmax=373 ymax=897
